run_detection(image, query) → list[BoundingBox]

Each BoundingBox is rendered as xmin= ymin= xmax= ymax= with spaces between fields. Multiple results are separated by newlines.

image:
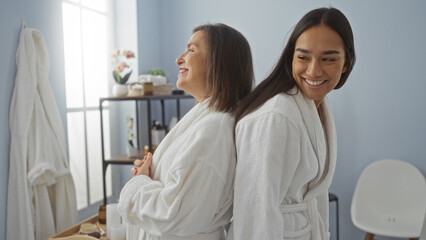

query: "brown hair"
xmin=193 ymin=23 xmax=254 ymax=113
xmin=235 ymin=7 xmax=356 ymax=123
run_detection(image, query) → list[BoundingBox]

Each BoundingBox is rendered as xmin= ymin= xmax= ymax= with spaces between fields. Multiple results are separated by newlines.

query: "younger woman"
xmin=231 ymin=7 xmax=356 ymax=240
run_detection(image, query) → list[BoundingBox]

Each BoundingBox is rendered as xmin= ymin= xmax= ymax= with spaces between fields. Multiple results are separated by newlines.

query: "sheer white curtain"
xmin=62 ymin=0 xmax=113 ymax=215
xmin=62 ymin=0 xmax=139 ymax=219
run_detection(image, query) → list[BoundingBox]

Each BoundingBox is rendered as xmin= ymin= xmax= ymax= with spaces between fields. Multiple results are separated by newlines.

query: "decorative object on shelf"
xmin=151 ymin=120 xmax=166 ymax=146
xmin=126 ymin=117 xmax=138 ymax=157
xmin=138 ymin=74 xmax=167 ymax=86
xmin=112 ymin=84 xmax=128 ymax=97
xmin=137 ymin=68 xmax=172 ymax=95
xmin=147 ymin=68 xmax=167 ymax=80
xmin=98 ymin=205 xmax=106 ymax=224
xmin=127 ymin=145 xmax=138 ymax=157
xmin=143 ymin=82 xmax=154 ymax=95
xmin=144 ymin=144 xmax=157 ymax=155
xmin=79 ymin=223 xmax=96 ymax=234
xmin=127 ymin=83 xmax=144 ymax=97
xmin=111 ymin=50 xmax=136 ymax=97
xmin=110 ymin=224 xmax=126 ymax=240
xmin=168 ymin=117 xmax=178 ymax=131
xmin=172 ymin=89 xmax=185 ymax=95
xmin=153 ymin=84 xmax=172 ymax=96
xmin=127 ymin=82 xmax=154 ymax=97
xmin=106 ymin=203 xmax=121 ymax=240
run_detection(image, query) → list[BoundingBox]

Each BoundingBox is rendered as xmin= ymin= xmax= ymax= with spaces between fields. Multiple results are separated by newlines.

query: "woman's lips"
xmin=305 ymin=78 xmax=325 ymax=86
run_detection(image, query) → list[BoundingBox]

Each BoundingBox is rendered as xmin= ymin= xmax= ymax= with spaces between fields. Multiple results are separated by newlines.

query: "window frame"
xmin=61 ymin=0 xmax=117 ymax=220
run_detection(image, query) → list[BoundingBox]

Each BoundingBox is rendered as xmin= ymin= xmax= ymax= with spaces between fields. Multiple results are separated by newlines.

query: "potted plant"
xmin=147 ymin=68 xmax=167 ymax=79
xmin=111 ymin=50 xmax=135 ymax=97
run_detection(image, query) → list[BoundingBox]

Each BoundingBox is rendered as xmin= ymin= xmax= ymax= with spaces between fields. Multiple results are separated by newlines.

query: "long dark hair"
xmin=193 ymin=23 xmax=254 ymax=113
xmin=235 ymin=7 xmax=356 ymax=123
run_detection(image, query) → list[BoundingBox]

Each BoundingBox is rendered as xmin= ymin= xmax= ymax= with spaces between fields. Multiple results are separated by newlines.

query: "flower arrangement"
xmin=112 ymin=50 xmax=136 ymax=84
xmin=127 ymin=117 xmax=135 ymax=147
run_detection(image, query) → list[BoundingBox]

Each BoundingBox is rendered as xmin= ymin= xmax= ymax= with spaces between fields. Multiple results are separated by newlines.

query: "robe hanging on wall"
xmin=7 ymin=22 xmax=78 ymax=240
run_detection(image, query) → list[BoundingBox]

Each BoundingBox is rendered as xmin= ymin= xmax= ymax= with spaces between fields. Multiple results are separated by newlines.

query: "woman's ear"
xmin=342 ymin=56 xmax=353 ymax=73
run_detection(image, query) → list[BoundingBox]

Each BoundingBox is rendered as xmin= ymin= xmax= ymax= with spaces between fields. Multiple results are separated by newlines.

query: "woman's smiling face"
xmin=175 ymin=30 xmax=208 ymax=102
xmin=292 ymin=24 xmax=347 ymax=107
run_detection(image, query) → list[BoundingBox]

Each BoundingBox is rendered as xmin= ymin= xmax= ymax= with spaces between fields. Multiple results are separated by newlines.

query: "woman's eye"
xmin=322 ymin=57 xmax=337 ymax=62
xmin=297 ymin=55 xmax=309 ymax=61
xmin=187 ymin=48 xmax=194 ymax=53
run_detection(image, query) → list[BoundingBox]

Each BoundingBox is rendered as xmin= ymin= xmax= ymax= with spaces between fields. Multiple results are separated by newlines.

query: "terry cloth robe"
xmin=230 ymin=87 xmax=337 ymax=240
xmin=118 ymin=98 xmax=235 ymax=240
xmin=7 ymin=23 xmax=78 ymax=240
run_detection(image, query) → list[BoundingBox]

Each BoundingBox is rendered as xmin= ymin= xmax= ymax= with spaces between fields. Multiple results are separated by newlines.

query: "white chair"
xmin=47 ymin=235 xmax=98 ymax=240
xmin=351 ymin=159 xmax=426 ymax=240
xmin=420 ymin=210 xmax=426 ymax=240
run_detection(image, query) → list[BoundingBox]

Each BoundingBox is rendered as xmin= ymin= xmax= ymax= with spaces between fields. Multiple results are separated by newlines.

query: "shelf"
xmin=100 ymin=94 xmax=193 ymax=101
xmin=105 ymin=150 xmax=146 ymax=164
xmin=100 ymin=94 xmax=193 ymax=151
xmin=99 ymin=94 xmax=194 ymax=204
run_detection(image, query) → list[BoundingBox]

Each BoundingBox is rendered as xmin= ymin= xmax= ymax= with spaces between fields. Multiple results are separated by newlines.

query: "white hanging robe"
xmin=7 ymin=23 xmax=78 ymax=240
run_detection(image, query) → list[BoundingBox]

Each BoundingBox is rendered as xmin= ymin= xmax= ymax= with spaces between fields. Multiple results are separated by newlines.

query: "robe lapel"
xmin=293 ymin=88 xmax=337 ymax=200
xmin=293 ymin=89 xmax=326 ymax=172
xmin=305 ymin=97 xmax=337 ymax=200
xmin=150 ymin=99 xmax=212 ymax=179
xmin=315 ymin=97 xmax=338 ymax=193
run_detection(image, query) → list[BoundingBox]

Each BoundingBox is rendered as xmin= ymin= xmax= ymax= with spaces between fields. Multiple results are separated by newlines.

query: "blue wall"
xmin=140 ymin=0 xmax=426 ymax=239
xmin=0 ymin=0 xmax=67 ymax=239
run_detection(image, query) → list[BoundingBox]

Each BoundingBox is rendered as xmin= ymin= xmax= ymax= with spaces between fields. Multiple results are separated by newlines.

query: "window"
xmin=61 ymin=0 xmax=113 ymax=212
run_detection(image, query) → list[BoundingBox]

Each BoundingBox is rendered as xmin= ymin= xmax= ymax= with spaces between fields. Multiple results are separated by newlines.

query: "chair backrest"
xmin=420 ymin=210 xmax=426 ymax=240
xmin=351 ymin=159 xmax=426 ymax=238
xmin=47 ymin=235 xmax=98 ymax=240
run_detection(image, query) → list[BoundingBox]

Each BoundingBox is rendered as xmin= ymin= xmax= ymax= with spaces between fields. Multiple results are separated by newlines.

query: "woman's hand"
xmin=131 ymin=152 xmax=152 ymax=178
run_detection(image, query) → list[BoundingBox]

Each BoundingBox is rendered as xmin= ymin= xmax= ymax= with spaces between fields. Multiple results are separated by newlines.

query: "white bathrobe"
xmin=118 ymin=99 xmax=235 ymax=240
xmin=7 ymin=23 xmax=78 ymax=240
xmin=230 ymin=88 xmax=337 ymax=240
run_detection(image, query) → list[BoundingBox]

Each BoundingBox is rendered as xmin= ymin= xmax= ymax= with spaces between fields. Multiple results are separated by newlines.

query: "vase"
xmin=112 ymin=84 xmax=128 ymax=97
xmin=126 ymin=145 xmax=138 ymax=157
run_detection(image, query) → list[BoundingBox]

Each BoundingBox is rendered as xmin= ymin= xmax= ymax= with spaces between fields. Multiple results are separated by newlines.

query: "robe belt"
xmin=280 ymin=198 xmax=325 ymax=240
xmin=160 ymin=227 xmax=224 ymax=240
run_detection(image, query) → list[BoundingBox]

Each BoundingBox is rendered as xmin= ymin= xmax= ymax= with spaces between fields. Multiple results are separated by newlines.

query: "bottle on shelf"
xmin=151 ymin=120 xmax=166 ymax=146
xmin=168 ymin=116 xmax=178 ymax=132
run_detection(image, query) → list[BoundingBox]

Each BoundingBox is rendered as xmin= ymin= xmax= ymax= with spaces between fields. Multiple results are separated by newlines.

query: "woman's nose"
xmin=176 ymin=53 xmax=184 ymax=65
xmin=306 ymin=59 xmax=322 ymax=77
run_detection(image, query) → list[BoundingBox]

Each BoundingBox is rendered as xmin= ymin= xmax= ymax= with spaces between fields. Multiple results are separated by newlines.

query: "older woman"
xmin=118 ymin=23 xmax=253 ymax=240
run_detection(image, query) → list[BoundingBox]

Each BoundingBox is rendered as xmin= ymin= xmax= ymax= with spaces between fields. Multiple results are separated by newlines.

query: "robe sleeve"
xmin=118 ymin=114 xmax=234 ymax=236
xmin=232 ymin=111 xmax=301 ymax=240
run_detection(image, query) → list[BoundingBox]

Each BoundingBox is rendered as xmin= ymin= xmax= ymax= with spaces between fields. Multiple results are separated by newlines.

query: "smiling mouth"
xmin=179 ymin=68 xmax=188 ymax=73
xmin=305 ymin=79 xmax=325 ymax=86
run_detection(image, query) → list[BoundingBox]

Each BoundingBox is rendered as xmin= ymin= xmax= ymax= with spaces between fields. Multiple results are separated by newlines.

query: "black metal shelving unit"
xmin=99 ymin=94 xmax=193 ymax=204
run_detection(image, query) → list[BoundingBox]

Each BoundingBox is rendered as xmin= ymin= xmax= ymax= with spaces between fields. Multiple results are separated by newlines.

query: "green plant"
xmin=147 ymin=69 xmax=167 ymax=78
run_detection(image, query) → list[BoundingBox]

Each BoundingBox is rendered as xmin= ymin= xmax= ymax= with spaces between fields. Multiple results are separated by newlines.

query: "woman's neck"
xmin=315 ymin=99 xmax=323 ymax=109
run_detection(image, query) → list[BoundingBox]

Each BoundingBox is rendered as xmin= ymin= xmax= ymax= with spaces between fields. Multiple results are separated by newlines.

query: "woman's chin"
xmin=176 ymin=79 xmax=185 ymax=90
